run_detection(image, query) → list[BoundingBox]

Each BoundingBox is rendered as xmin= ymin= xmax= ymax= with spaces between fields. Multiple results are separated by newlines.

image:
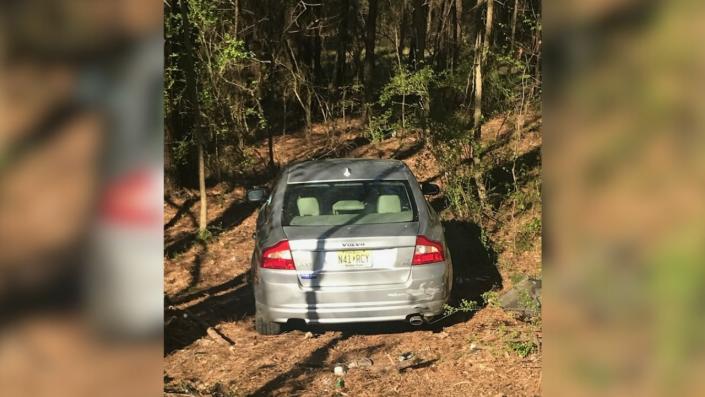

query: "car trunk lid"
xmin=283 ymin=222 xmax=418 ymax=287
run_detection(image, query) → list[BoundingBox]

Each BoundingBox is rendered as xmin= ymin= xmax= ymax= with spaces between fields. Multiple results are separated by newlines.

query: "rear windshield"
xmin=282 ymin=181 xmax=417 ymax=226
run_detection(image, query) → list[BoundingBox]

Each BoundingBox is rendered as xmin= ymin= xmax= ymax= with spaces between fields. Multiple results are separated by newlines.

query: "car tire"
xmin=255 ymin=314 xmax=282 ymax=335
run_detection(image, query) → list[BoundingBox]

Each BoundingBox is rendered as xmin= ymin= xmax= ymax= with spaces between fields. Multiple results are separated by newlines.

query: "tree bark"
xmin=397 ymin=0 xmax=407 ymax=63
xmin=472 ymin=32 xmax=483 ymax=141
xmin=362 ymin=0 xmax=379 ymax=121
xmin=197 ymin=142 xmax=207 ymax=234
xmin=412 ymin=0 xmax=428 ymax=68
xmin=164 ymin=124 xmax=176 ymax=190
xmin=179 ymin=0 xmax=207 ymax=231
xmin=510 ymin=0 xmax=519 ymax=51
xmin=334 ymin=0 xmax=350 ymax=87
xmin=234 ymin=0 xmax=240 ymax=38
xmin=312 ymin=6 xmax=323 ymax=83
xmin=451 ymin=0 xmax=461 ymax=70
xmin=432 ymin=0 xmax=452 ymax=69
xmin=472 ymin=0 xmax=494 ymax=141
xmin=471 ymin=0 xmax=494 ymax=211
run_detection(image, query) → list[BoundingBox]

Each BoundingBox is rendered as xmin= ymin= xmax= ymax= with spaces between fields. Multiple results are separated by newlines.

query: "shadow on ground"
xmin=441 ymin=220 xmax=503 ymax=326
xmin=164 ymin=271 xmax=254 ymax=354
xmin=165 ymin=199 xmax=259 ymax=259
xmin=246 ymin=334 xmax=397 ymax=396
xmin=164 ymin=196 xmax=197 ymax=231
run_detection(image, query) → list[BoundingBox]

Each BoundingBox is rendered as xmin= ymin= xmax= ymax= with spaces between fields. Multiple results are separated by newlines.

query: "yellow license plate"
xmin=337 ymin=250 xmax=371 ymax=267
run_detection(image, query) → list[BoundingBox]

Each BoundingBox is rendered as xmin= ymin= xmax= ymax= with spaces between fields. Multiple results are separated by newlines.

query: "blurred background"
xmin=0 ymin=0 xmax=163 ymax=396
xmin=0 ymin=0 xmax=704 ymax=396
xmin=543 ymin=0 xmax=705 ymax=396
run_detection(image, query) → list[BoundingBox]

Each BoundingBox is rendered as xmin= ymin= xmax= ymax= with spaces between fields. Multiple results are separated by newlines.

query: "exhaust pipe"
xmin=408 ymin=315 xmax=424 ymax=326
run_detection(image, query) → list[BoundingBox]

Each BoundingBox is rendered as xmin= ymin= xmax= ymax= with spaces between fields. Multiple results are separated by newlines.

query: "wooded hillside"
xmin=165 ymin=0 xmax=541 ymax=232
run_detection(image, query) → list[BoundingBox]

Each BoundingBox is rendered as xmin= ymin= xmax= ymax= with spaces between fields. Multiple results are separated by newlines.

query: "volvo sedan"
xmin=247 ymin=159 xmax=451 ymax=334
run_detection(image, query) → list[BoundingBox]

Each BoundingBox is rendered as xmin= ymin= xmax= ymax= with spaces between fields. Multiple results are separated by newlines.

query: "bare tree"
xmin=472 ymin=0 xmax=494 ymax=141
xmin=510 ymin=0 xmax=520 ymax=50
xmin=411 ymin=0 xmax=428 ymax=68
xmin=178 ymin=0 xmax=208 ymax=233
xmin=363 ymin=0 xmax=379 ymax=121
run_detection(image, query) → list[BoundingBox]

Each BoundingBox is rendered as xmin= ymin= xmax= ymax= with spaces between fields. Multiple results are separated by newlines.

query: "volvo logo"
xmin=343 ymin=167 xmax=351 ymax=177
xmin=342 ymin=242 xmax=365 ymax=248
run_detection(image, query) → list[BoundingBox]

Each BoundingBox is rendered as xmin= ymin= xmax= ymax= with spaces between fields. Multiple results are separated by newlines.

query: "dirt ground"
xmin=164 ymin=116 xmax=542 ymax=396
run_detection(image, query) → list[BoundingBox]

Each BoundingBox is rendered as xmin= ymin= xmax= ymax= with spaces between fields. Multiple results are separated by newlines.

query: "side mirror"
xmin=247 ymin=187 xmax=268 ymax=203
xmin=421 ymin=182 xmax=440 ymax=196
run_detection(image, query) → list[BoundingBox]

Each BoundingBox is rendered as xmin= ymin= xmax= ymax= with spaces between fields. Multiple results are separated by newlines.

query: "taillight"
xmin=100 ymin=168 xmax=161 ymax=227
xmin=412 ymin=235 xmax=445 ymax=265
xmin=261 ymin=240 xmax=296 ymax=270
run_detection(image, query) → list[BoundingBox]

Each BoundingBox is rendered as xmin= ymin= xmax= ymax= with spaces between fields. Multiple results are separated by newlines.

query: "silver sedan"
xmin=247 ymin=159 xmax=452 ymax=334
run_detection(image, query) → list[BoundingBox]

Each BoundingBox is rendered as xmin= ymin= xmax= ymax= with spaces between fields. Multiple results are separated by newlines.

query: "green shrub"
xmin=507 ymin=339 xmax=537 ymax=358
xmin=443 ymin=299 xmax=480 ymax=316
xmin=481 ymin=290 xmax=500 ymax=307
xmin=516 ymin=217 xmax=541 ymax=252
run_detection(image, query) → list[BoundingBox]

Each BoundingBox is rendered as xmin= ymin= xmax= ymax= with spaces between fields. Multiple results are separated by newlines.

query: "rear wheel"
xmin=255 ymin=313 xmax=282 ymax=335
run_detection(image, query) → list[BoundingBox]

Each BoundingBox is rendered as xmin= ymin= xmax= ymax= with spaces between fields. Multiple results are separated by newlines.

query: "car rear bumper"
xmin=255 ymin=262 xmax=450 ymax=324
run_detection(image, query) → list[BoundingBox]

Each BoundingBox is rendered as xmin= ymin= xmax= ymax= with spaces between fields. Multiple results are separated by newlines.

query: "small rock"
xmin=398 ymin=352 xmax=415 ymax=361
xmin=499 ymin=277 xmax=541 ymax=319
xmin=303 ymin=331 xmax=314 ymax=339
xmin=333 ymin=364 xmax=347 ymax=376
xmin=469 ymin=342 xmax=481 ymax=352
xmin=348 ymin=357 xmax=373 ymax=368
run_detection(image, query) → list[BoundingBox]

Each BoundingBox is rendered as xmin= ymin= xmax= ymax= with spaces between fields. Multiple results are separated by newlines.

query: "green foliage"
xmin=516 ymin=217 xmax=541 ymax=252
xmin=509 ymin=182 xmax=541 ymax=214
xmin=197 ymin=228 xmax=213 ymax=242
xmin=373 ymin=66 xmax=436 ymax=134
xmin=443 ymin=299 xmax=480 ymax=316
xmin=518 ymin=287 xmax=541 ymax=317
xmin=365 ymin=109 xmax=393 ymax=143
xmin=507 ymin=339 xmax=537 ymax=358
xmin=484 ymin=50 xmax=538 ymax=116
xmin=481 ymin=290 xmax=500 ymax=307
xmin=445 ymin=172 xmax=482 ymax=222
xmin=379 ymin=66 xmax=435 ymax=106
xmin=173 ymin=137 xmax=193 ymax=166
xmin=217 ymin=35 xmax=253 ymax=73
xmin=187 ymin=0 xmax=218 ymax=30
xmin=509 ymin=273 xmax=526 ymax=284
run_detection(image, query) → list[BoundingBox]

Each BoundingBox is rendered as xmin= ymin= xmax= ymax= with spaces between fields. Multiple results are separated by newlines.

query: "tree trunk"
xmin=179 ymin=0 xmax=207 ymax=230
xmin=234 ymin=0 xmax=240 ymax=37
xmin=362 ymin=0 xmax=379 ymax=121
xmin=268 ymin=128 xmax=275 ymax=171
xmin=397 ymin=0 xmax=407 ymax=62
xmin=510 ymin=0 xmax=519 ymax=51
xmin=214 ymin=133 xmax=222 ymax=182
xmin=412 ymin=0 xmax=428 ymax=68
xmin=472 ymin=0 xmax=494 ymax=141
xmin=164 ymin=123 xmax=176 ymax=190
xmin=432 ymin=0 xmax=452 ymax=69
xmin=482 ymin=0 xmax=495 ymax=60
xmin=472 ymin=32 xmax=483 ymax=141
xmin=334 ymin=0 xmax=350 ymax=88
xmin=312 ymin=7 xmax=324 ymax=83
xmin=452 ymin=0 xmax=461 ymax=70
xmin=198 ymin=142 xmax=207 ymax=234
xmin=471 ymin=0 xmax=494 ymax=211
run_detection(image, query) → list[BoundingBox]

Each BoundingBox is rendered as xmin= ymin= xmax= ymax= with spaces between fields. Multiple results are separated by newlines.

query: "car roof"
xmin=285 ymin=158 xmax=410 ymax=183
